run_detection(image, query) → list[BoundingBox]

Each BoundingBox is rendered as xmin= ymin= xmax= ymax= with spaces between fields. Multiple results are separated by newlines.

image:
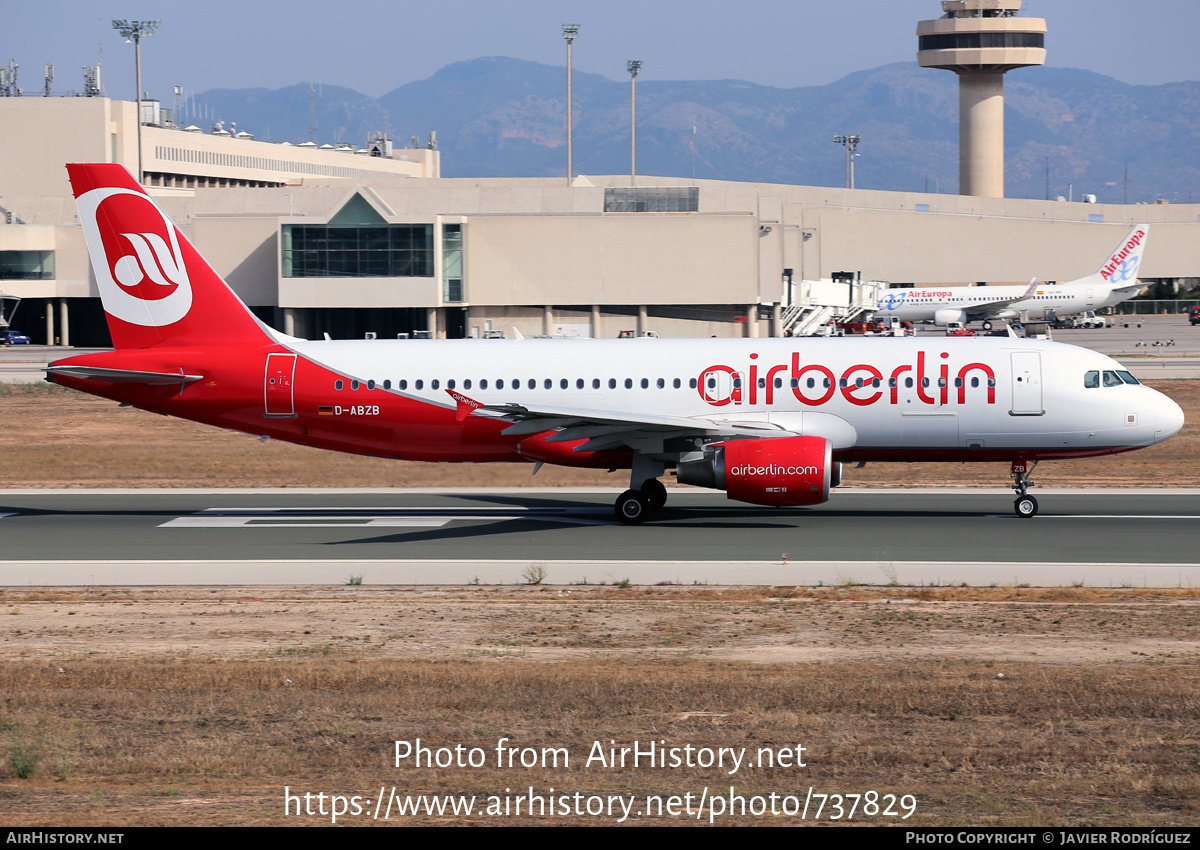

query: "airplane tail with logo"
xmin=1076 ymin=224 xmax=1149 ymax=291
xmin=67 ymin=163 xmax=271 ymax=350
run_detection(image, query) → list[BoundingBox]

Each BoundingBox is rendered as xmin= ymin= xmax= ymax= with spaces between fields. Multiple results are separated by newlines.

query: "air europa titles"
xmin=698 ymin=351 xmax=996 ymax=408
xmin=1100 ymin=228 xmax=1146 ymax=281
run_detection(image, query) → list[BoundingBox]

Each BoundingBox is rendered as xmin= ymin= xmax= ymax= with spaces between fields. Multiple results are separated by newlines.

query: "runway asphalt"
xmin=4 ymin=319 xmax=1196 ymax=587
xmin=1 ymin=488 xmax=1197 ymax=588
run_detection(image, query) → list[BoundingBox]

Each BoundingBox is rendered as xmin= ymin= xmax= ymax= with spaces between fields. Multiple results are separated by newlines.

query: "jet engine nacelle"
xmin=676 ymin=435 xmax=834 ymax=507
xmin=934 ymin=308 xmax=968 ymax=327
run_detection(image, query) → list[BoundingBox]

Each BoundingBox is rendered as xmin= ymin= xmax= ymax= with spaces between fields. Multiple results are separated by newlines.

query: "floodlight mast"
xmin=562 ymin=23 xmax=579 ymax=186
xmin=833 ymin=134 xmax=860 ymax=189
xmin=111 ymin=19 xmax=161 ymax=184
xmin=627 ymin=60 xmax=641 ymax=187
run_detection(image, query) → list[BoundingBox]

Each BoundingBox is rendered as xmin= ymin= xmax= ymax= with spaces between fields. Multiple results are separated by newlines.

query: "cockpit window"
xmin=1103 ymin=370 xmax=1123 ymax=388
xmin=1116 ymin=371 xmax=1140 ymax=385
xmin=1084 ymin=370 xmax=1099 ymax=389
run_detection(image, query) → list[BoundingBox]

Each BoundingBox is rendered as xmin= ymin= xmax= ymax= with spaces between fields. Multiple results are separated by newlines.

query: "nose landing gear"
xmin=1011 ymin=460 xmax=1039 ymax=518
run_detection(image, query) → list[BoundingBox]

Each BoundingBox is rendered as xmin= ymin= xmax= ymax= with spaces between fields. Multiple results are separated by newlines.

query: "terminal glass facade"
xmin=0 ymin=251 xmax=54 ymax=280
xmin=281 ymin=224 xmax=433 ymax=278
xmin=604 ymin=187 xmax=699 ymax=213
xmin=442 ymin=224 xmax=463 ymax=302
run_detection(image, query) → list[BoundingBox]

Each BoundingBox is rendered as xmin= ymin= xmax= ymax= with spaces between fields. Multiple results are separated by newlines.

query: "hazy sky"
xmin=9 ymin=0 xmax=1199 ymax=102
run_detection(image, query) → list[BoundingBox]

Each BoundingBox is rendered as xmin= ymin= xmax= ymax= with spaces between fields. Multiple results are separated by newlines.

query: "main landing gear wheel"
xmin=982 ymin=320 xmax=993 ymax=331
xmin=1014 ymin=495 xmax=1039 ymax=519
xmin=615 ymin=490 xmax=650 ymax=525
xmin=640 ymin=478 xmax=668 ymax=512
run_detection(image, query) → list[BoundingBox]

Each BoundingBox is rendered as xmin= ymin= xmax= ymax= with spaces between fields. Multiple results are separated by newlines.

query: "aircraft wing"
xmin=448 ymin=391 xmax=802 ymax=453
xmin=960 ymin=279 xmax=1040 ymax=320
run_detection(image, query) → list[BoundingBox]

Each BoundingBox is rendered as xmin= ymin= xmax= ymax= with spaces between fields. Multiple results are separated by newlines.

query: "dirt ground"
xmin=0 ymin=380 xmax=1197 ymax=488
xmin=0 ymin=586 xmax=1198 ymax=827
xmin=2 ymin=585 xmax=1199 ymax=666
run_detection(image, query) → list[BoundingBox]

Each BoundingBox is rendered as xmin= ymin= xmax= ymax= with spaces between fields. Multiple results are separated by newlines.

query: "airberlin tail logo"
xmin=76 ymin=186 xmax=193 ymax=327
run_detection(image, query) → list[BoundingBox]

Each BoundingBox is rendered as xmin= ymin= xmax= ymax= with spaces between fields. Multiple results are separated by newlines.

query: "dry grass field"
xmin=0 ymin=585 xmax=1198 ymax=826
xmin=0 ymin=380 xmax=1197 ymax=489
xmin=0 ymin=382 xmax=1197 ymax=826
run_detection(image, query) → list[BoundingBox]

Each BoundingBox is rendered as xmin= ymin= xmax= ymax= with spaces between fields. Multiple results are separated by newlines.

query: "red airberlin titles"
xmin=47 ymin=164 xmax=1183 ymax=524
xmin=697 ymin=351 xmax=994 ymax=408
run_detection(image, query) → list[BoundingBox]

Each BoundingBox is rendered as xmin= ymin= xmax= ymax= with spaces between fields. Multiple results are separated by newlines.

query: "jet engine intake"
xmin=934 ymin=308 xmax=968 ymax=327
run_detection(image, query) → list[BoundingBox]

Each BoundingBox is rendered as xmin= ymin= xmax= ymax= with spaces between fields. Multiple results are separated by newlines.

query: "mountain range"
xmin=186 ymin=57 xmax=1200 ymax=204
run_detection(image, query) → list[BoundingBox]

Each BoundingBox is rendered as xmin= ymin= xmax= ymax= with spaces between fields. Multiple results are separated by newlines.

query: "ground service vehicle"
xmin=48 ymin=165 xmax=1184 ymax=523
xmin=0 ymin=330 xmax=31 ymax=345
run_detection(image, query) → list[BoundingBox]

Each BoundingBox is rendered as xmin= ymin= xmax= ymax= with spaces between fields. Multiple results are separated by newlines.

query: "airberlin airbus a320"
xmin=48 ymin=164 xmax=1184 ymax=523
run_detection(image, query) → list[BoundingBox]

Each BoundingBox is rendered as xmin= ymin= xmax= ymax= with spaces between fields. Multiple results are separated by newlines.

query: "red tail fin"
xmin=67 ymin=163 xmax=271 ymax=349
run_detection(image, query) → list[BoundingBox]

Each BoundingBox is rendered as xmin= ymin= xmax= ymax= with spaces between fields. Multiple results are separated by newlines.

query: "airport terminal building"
xmin=1 ymin=95 xmax=1198 ymax=346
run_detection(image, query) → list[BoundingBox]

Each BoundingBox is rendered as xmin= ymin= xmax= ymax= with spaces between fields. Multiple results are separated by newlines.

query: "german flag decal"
xmin=318 ymin=406 xmax=334 ymax=415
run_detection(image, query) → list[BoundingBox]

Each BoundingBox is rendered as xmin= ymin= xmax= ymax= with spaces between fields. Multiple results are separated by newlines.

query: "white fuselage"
xmin=876 ymin=279 xmax=1130 ymax=326
xmin=289 ymin=335 xmax=1182 ymax=461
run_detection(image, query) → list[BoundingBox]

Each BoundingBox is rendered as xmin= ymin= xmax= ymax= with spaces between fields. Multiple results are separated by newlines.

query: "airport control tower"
xmin=917 ymin=0 xmax=1046 ymax=197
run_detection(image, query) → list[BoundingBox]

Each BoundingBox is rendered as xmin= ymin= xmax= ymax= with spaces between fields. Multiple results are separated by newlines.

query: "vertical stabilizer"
xmin=67 ymin=163 xmax=270 ymax=349
xmin=1090 ymin=224 xmax=1149 ymax=287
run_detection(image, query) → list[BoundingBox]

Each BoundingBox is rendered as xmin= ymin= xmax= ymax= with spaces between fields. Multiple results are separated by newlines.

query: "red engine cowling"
xmin=677 ymin=435 xmax=832 ymax=507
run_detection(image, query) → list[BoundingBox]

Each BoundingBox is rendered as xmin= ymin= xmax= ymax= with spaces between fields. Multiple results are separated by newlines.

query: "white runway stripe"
xmin=160 ymin=506 xmax=613 ymax=528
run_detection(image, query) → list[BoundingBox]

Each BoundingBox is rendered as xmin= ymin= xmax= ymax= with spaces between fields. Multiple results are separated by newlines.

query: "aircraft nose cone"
xmin=1153 ymin=393 xmax=1185 ymax=442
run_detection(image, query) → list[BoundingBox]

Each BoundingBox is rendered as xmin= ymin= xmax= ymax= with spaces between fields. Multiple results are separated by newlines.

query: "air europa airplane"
xmin=876 ymin=224 xmax=1149 ymax=329
xmin=48 ymin=164 xmax=1183 ymax=524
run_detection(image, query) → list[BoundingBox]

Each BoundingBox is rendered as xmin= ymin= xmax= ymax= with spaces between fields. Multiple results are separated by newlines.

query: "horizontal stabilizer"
xmin=47 ymin=365 xmax=204 ymax=385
